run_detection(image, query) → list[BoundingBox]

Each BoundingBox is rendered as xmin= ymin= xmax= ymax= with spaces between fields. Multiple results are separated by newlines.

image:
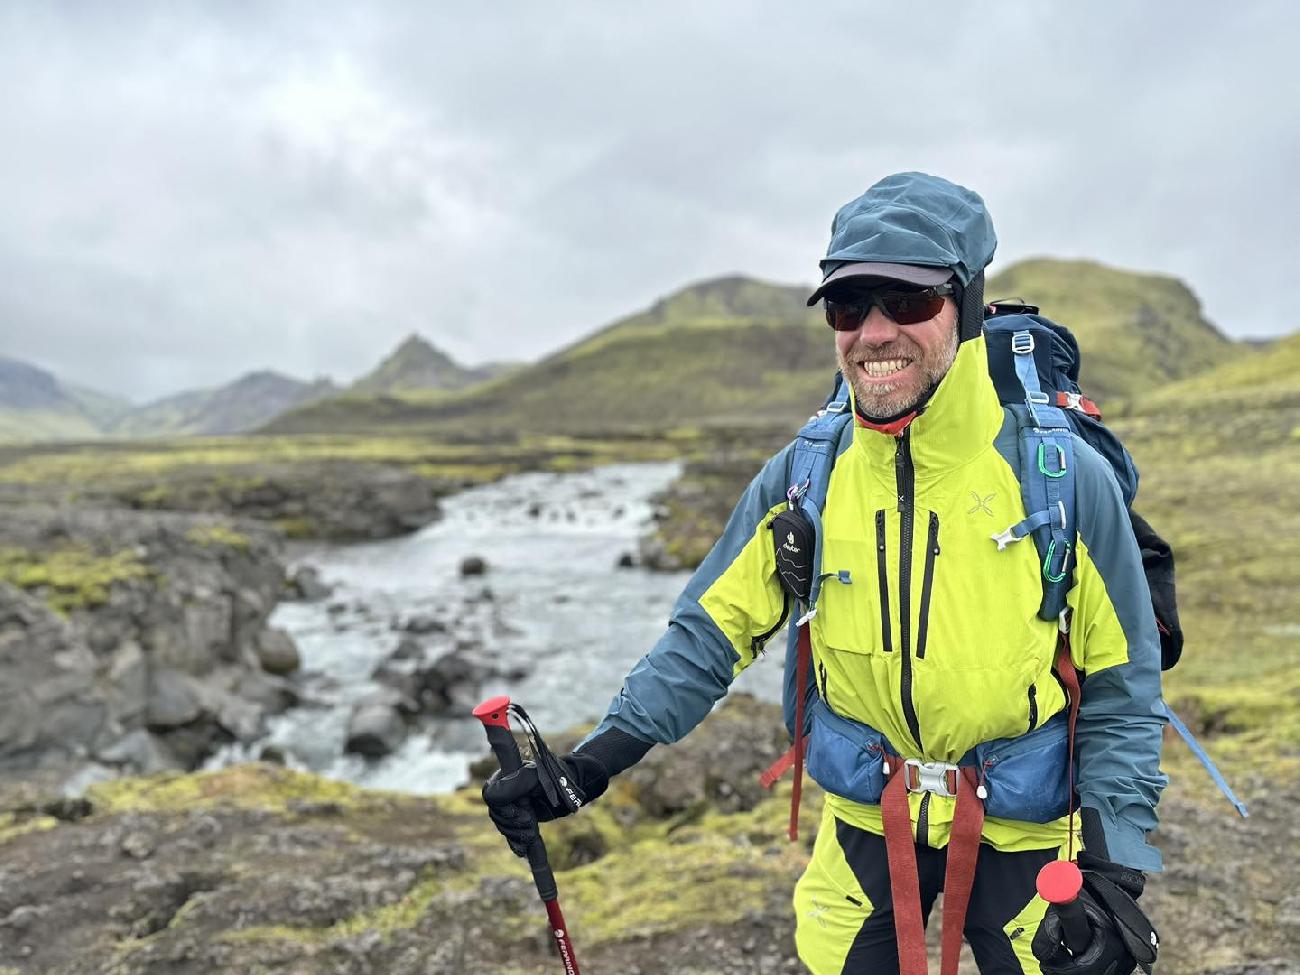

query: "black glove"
xmin=482 ymin=751 xmax=609 ymax=856
xmin=480 ymin=721 xmax=652 ymax=857
xmin=1032 ymin=852 xmax=1158 ymax=975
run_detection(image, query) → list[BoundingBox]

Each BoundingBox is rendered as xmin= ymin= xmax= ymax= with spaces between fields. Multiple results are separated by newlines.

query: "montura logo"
xmin=968 ymin=491 xmax=996 ymax=517
xmin=783 ymin=531 xmax=801 ymax=554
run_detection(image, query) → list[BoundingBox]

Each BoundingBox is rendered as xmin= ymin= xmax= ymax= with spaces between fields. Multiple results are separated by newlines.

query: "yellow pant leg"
xmin=793 ymin=805 xmax=877 ymax=975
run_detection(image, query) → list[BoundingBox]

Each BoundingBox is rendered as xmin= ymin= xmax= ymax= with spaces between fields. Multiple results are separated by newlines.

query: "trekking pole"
xmin=474 ymin=695 xmax=581 ymax=975
xmin=1036 ymin=860 xmax=1091 ymax=956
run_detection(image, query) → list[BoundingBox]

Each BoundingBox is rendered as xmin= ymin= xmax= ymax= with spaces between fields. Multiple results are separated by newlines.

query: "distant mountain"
xmin=111 ymin=371 xmax=339 ymax=437
xmin=351 ymin=334 xmax=511 ymax=395
xmin=0 ymin=356 xmax=131 ymax=441
xmin=267 ymin=261 xmax=1251 ymax=439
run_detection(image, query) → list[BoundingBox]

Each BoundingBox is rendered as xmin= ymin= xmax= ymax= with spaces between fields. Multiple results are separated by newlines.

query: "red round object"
xmin=472 ymin=695 xmax=513 ymax=728
xmin=1036 ymin=860 xmax=1084 ymax=905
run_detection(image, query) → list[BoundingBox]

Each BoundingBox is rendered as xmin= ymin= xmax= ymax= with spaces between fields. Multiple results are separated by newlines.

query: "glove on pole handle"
xmin=474 ymin=696 xmax=580 ymax=975
xmin=1037 ymin=860 xmax=1091 ymax=956
xmin=473 ymin=695 xmax=559 ymax=900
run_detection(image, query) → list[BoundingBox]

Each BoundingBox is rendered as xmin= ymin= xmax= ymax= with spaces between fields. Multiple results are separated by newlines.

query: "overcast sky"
xmin=1 ymin=2 xmax=1296 ymax=403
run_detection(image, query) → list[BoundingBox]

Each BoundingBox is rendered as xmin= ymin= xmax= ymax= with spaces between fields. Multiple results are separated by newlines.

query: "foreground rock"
xmin=0 ymin=507 xmax=300 ymax=780
xmin=0 ymin=697 xmax=1291 ymax=974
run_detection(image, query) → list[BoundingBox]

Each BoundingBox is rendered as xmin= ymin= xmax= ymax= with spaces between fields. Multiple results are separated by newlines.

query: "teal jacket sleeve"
xmin=1069 ymin=439 xmax=1169 ymax=872
xmin=580 ymin=442 xmax=795 ymax=753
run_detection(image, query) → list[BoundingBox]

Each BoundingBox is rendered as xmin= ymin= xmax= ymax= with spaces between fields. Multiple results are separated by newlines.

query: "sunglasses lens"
xmin=879 ymin=292 xmax=945 ymax=325
xmin=825 ymin=301 xmax=864 ymax=332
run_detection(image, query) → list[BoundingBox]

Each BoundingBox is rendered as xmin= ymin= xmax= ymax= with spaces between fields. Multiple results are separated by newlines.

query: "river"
xmin=211 ymin=462 xmax=784 ymax=794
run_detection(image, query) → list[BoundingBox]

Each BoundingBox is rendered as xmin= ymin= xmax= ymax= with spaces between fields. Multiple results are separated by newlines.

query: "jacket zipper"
xmin=916 ymin=511 xmax=940 ymax=660
xmin=875 ymin=509 xmax=892 ymax=652
xmin=752 ymin=595 xmax=790 ymax=656
xmin=1027 ymin=683 xmax=1039 ymax=731
xmin=895 ymin=429 xmax=923 ymax=752
xmin=819 ymin=660 xmax=829 ymax=703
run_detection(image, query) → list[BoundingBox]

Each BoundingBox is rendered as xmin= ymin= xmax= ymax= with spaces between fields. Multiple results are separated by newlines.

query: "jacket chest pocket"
xmin=813 ymin=524 xmax=888 ymax=657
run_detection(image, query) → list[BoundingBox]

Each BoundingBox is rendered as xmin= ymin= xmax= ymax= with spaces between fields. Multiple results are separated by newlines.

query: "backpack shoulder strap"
xmin=786 ymin=374 xmax=854 ymax=611
xmin=990 ymin=328 xmax=1078 ymax=621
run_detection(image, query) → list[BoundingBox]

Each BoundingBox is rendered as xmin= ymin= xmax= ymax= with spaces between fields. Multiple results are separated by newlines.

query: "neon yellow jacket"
xmin=587 ymin=336 xmax=1167 ymax=870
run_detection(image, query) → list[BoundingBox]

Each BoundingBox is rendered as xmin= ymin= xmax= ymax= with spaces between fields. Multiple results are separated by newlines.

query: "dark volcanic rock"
xmin=459 ymin=555 xmax=488 ymax=577
xmin=284 ymin=565 xmax=332 ymax=602
xmin=0 ymin=507 xmax=295 ymax=778
xmin=0 ymin=583 xmax=107 ymax=771
xmin=344 ymin=695 xmax=410 ymax=758
xmin=255 ymin=627 xmax=301 ymax=676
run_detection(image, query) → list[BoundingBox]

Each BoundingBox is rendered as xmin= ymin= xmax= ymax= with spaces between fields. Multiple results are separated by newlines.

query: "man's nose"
xmin=855 ymin=305 xmax=901 ymax=345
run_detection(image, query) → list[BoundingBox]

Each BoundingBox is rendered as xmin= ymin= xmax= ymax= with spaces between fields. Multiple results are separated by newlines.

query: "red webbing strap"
xmin=940 ymin=768 xmax=985 ymax=975
xmin=1055 ymin=634 xmax=1082 ymax=859
xmin=1055 ymin=391 xmax=1102 ymax=419
xmin=759 ymin=743 xmax=797 ymax=789
xmin=787 ymin=623 xmax=812 ymax=841
xmin=882 ymin=766 xmax=929 ymax=975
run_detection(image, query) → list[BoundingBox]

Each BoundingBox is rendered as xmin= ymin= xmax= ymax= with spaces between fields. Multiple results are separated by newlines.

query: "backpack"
xmin=761 ymin=304 xmax=1248 ymax=831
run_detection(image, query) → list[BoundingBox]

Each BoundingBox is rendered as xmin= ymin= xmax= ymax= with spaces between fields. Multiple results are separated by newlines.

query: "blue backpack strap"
xmin=991 ymin=329 xmax=1077 ymax=621
xmin=780 ymin=375 xmax=854 ymax=737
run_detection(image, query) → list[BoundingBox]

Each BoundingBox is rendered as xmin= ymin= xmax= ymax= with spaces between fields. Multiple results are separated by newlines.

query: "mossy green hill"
xmin=986 ymin=258 xmax=1240 ymax=404
xmin=267 ymin=260 xmax=1246 ymax=438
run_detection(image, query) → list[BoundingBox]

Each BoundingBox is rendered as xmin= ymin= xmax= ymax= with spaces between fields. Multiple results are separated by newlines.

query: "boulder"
xmin=344 ymin=698 xmax=408 ymax=759
xmin=145 ymin=670 xmax=203 ymax=729
xmin=0 ymin=584 xmax=108 ymax=770
xmin=396 ymin=613 xmax=446 ymax=635
xmin=459 ymin=556 xmax=488 ymax=577
xmin=255 ymin=628 xmax=301 ymax=676
xmin=283 ymin=565 xmax=332 ymax=602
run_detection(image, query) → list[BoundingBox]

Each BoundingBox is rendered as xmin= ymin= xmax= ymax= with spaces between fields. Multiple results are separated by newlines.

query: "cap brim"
xmin=806 ymin=262 xmax=953 ymax=306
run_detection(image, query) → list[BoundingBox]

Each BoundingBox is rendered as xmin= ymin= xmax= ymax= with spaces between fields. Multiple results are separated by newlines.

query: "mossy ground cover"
xmin=0 ymin=432 xmax=683 ymax=489
xmin=0 ymin=544 xmax=156 ymax=614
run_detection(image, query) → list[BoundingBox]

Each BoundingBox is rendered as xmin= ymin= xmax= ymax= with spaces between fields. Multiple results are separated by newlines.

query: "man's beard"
xmin=837 ymin=326 xmax=960 ymax=420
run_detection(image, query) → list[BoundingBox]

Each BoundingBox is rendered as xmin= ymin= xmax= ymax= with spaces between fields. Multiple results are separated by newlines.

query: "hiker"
xmin=483 ymin=172 xmax=1165 ymax=975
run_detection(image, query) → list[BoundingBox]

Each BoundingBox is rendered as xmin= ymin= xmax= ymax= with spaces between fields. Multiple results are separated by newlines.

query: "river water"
xmin=214 ymin=462 xmax=784 ymax=794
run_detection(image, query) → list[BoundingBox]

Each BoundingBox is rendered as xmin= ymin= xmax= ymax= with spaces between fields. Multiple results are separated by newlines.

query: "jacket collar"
xmin=849 ymin=334 xmax=1003 ymax=474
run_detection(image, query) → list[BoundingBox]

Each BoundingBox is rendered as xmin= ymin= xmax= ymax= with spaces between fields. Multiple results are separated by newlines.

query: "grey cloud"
xmin=1 ymin=1 xmax=1296 ymax=401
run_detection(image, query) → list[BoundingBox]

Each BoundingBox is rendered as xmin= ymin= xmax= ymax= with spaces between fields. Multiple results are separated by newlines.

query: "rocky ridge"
xmin=0 ymin=506 xmax=299 ymax=783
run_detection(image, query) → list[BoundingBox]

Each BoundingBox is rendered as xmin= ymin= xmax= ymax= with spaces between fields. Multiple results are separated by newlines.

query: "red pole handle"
xmin=1036 ymin=860 xmax=1091 ymax=955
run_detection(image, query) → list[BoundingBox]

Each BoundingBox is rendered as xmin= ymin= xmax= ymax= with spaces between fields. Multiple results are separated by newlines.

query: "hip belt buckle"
xmin=903 ymin=759 xmax=960 ymax=798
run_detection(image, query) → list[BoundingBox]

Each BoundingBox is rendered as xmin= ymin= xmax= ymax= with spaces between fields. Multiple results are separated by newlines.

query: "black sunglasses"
xmin=824 ymin=283 xmax=955 ymax=330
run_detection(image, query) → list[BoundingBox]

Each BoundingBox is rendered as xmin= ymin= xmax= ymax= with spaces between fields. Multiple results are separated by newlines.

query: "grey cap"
xmin=806 ymin=262 xmax=952 ymax=306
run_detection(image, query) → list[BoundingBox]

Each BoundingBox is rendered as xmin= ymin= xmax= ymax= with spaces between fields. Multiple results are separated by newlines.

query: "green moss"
xmin=0 ymin=813 xmax=58 ymax=845
xmin=0 ymin=545 xmax=154 ymax=614
xmin=274 ymin=517 xmax=317 ymax=539
xmin=86 ymin=764 xmax=399 ymax=816
xmin=184 ymin=523 xmax=251 ymax=551
xmin=222 ymin=872 xmax=448 ymax=947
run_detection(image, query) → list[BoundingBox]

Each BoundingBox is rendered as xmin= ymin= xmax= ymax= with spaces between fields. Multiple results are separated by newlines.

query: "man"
xmin=484 ymin=172 xmax=1166 ymax=974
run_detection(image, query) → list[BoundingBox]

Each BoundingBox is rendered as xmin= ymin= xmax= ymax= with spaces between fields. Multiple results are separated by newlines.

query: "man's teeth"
xmin=859 ymin=359 xmax=910 ymax=377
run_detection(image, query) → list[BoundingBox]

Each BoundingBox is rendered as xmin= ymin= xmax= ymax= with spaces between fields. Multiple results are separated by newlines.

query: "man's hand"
xmin=482 ymin=751 xmax=609 ymax=857
xmin=1032 ymin=852 xmax=1157 ymax=975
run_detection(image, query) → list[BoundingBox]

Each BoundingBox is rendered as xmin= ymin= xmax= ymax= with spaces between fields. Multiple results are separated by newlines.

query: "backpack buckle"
xmin=903 ymin=759 xmax=960 ymax=798
xmin=1011 ymin=331 xmax=1035 ymax=355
